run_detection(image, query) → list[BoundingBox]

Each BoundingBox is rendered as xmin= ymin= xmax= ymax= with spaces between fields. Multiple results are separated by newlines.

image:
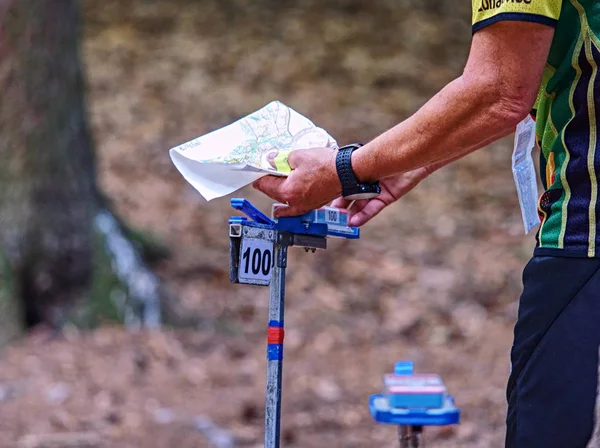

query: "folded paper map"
xmin=170 ymin=101 xmax=338 ymax=201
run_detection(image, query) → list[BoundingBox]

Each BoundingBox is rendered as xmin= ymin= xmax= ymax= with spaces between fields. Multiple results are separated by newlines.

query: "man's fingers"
xmin=274 ymin=204 xmax=309 ymax=218
xmin=330 ymin=197 xmax=351 ymax=209
xmin=253 ymin=175 xmax=286 ymax=202
xmin=253 ymin=175 xmax=283 ymax=192
xmin=330 ymin=198 xmax=369 ymax=212
xmin=286 ymin=150 xmax=302 ymax=169
xmin=349 ymin=199 xmax=387 ymax=227
xmin=264 ymin=149 xmax=305 ymax=172
xmin=348 ymin=199 xmax=369 ymax=213
xmin=267 ymin=151 xmax=277 ymax=169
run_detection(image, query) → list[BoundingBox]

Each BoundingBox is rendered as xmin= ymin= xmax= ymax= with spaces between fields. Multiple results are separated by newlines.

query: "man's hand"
xmin=253 ymin=148 xmax=342 ymax=217
xmin=331 ymin=167 xmax=429 ymax=227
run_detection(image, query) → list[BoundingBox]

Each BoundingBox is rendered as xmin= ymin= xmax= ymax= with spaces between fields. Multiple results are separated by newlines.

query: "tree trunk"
xmin=0 ymin=0 xmax=170 ymax=346
xmin=0 ymin=0 xmax=97 ymax=338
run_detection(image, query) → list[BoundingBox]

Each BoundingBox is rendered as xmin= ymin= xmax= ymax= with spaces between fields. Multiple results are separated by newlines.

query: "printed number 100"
xmin=242 ymin=247 xmax=272 ymax=276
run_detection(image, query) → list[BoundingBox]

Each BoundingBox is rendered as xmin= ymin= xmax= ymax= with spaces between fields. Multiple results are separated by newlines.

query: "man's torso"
xmin=472 ymin=0 xmax=600 ymax=257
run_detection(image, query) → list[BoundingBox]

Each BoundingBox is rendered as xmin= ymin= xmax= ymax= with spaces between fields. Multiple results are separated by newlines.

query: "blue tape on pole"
xmin=267 ymin=344 xmax=283 ymax=361
xmin=268 ymin=320 xmax=283 ymax=328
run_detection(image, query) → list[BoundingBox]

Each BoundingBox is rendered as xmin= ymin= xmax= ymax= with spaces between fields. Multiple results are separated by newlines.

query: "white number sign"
xmin=238 ymin=238 xmax=273 ymax=283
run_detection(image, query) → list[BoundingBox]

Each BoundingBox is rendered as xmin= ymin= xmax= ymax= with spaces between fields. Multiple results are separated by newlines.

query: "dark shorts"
xmin=506 ymin=256 xmax=600 ymax=448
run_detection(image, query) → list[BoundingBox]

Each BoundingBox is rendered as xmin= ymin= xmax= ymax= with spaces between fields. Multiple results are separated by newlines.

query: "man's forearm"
xmin=253 ymin=22 xmax=553 ymax=218
xmin=351 ymin=73 xmax=529 ymax=183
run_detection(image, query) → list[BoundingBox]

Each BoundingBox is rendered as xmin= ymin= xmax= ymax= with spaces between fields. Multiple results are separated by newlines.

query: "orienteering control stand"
xmin=229 ymin=198 xmax=358 ymax=448
xmin=229 ymin=199 xmax=460 ymax=447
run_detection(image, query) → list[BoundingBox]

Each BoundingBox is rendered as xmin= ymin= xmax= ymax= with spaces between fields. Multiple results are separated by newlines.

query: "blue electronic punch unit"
xmin=370 ymin=361 xmax=460 ymax=426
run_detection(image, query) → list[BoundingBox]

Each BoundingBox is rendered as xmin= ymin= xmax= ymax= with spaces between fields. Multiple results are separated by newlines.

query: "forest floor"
xmin=0 ymin=1 xmax=538 ymax=446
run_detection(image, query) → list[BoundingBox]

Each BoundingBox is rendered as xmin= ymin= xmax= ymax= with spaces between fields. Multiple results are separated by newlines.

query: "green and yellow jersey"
xmin=473 ymin=0 xmax=600 ymax=257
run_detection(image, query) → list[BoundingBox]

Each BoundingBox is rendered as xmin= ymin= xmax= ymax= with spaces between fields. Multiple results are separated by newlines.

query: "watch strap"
xmin=336 ymin=143 xmax=361 ymax=195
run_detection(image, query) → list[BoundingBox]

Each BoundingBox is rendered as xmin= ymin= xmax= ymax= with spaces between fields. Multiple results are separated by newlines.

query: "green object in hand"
xmin=273 ymin=150 xmax=293 ymax=174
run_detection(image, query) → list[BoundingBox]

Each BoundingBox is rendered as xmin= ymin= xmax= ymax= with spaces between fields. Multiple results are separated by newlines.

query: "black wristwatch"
xmin=335 ymin=143 xmax=381 ymax=200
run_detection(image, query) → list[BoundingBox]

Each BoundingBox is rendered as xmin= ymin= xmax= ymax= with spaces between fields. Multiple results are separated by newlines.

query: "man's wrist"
xmin=350 ymin=146 xmax=377 ymax=183
xmin=350 ymin=143 xmax=434 ymax=183
xmin=329 ymin=150 xmax=343 ymax=195
xmin=336 ymin=144 xmax=381 ymax=200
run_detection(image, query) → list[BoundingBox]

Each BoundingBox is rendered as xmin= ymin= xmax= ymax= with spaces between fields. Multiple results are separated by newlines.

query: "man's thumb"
xmin=270 ymin=150 xmax=294 ymax=173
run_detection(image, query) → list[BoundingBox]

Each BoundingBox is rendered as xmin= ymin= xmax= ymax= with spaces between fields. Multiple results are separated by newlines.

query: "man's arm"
xmin=254 ymin=20 xmax=555 ymax=218
xmin=351 ymin=21 xmax=554 ymax=182
xmin=352 ymin=22 xmax=554 ymax=181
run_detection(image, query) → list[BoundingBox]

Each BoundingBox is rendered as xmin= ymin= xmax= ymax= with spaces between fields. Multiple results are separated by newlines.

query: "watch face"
xmin=343 ymin=182 xmax=381 ymax=200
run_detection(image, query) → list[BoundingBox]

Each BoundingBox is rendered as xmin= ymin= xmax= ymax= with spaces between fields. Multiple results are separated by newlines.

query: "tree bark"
xmin=0 ymin=0 xmax=172 ymax=346
xmin=0 ymin=0 xmax=96 ymax=337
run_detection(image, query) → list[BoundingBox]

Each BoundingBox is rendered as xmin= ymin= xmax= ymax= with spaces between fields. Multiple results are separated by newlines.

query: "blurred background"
xmin=0 ymin=0 xmax=537 ymax=446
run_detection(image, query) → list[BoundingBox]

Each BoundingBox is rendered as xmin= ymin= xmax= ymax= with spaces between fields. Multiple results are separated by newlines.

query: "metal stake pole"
xmin=264 ymin=234 xmax=289 ymax=448
xmin=399 ymin=426 xmax=409 ymax=448
xmin=398 ymin=426 xmax=422 ymax=448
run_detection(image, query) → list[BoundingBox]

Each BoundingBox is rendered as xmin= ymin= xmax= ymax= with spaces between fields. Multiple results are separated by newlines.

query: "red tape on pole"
xmin=267 ymin=327 xmax=284 ymax=345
